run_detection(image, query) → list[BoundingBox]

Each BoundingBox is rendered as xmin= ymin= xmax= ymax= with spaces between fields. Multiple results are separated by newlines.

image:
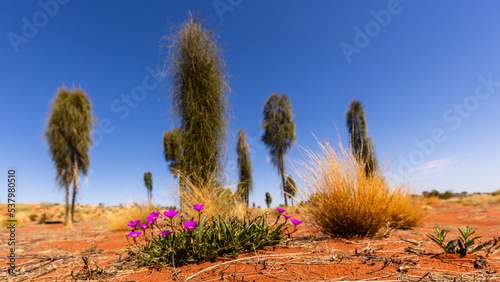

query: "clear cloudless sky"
xmin=1 ymin=1 xmax=500 ymax=207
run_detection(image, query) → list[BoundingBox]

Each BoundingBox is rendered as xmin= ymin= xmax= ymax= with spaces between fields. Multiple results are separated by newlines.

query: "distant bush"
xmin=38 ymin=213 xmax=48 ymax=224
xmin=295 ymin=139 xmax=424 ymax=238
xmin=16 ymin=204 xmax=33 ymax=213
xmin=1 ymin=215 xmax=22 ymax=227
xmin=29 ymin=214 xmax=38 ymax=221
xmin=422 ymin=189 xmax=455 ymax=200
xmin=40 ymin=202 xmax=58 ymax=208
xmin=450 ymin=193 xmax=500 ymax=206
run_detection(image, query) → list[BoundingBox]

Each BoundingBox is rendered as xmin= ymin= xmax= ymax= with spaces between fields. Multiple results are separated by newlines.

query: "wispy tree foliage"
xmin=144 ymin=172 xmax=153 ymax=201
xmin=346 ymin=100 xmax=378 ymax=176
xmin=45 ymin=86 xmax=94 ymax=225
xmin=284 ymin=175 xmax=297 ymax=206
xmin=265 ymin=192 xmax=272 ymax=209
xmin=261 ymin=93 xmax=296 ymax=206
xmin=236 ymin=129 xmax=253 ymax=207
xmin=162 ymin=13 xmax=230 ymax=189
xmin=163 ymin=127 xmax=184 ymax=178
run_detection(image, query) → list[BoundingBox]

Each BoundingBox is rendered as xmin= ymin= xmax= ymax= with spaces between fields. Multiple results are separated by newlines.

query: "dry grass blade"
xmin=107 ymin=199 xmax=163 ymax=231
xmin=178 ymin=172 xmax=247 ymax=219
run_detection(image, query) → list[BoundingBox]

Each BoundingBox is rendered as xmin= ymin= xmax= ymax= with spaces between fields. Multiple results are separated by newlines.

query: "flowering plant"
xmin=125 ymin=205 xmax=302 ymax=267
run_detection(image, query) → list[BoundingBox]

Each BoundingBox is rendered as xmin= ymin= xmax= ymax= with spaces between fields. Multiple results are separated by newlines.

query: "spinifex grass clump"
xmin=107 ymin=200 xmax=163 ymax=231
xmin=125 ymin=206 xmax=301 ymax=267
xmin=178 ymin=173 xmax=246 ymax=219
xmin=295 ymin=139 xmax=424 ymax=238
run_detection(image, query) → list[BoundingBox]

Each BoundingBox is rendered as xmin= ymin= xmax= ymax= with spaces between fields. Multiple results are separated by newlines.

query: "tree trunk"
xmin=246 ymin=189 xmax=249 ymax=208
xmin=281 ymin=173 xmax=288 ymax=206
xmin=71 ymin=151 xmax=79 ymax=224
xmin=71 ymin=182 xmax=77 ymax=223
xmin=279 ymin=155 xmax=288 ymax=206
xmin=179 ymin=176 xmax=187 ymax=208
xmin=65 ymin=182 xmax=69 ymax=225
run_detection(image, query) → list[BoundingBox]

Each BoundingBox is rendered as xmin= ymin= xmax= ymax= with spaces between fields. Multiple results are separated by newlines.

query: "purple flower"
xmin=183 ymin=221 xmax=197 ymax=230
xmin=147 ymin=212 xmax=160 ymax=224
xmin=193 ymin=204 xmax=204 ymax=212
xmin=180 ymin=215 xmax=184 ymax=218
xmin=291 ymin=219 xmax=302 ymax=226
xmin=163 ymin=210 xmax=179 ymax=219
xmin=276 ymin=208 xmax=285 ymax=214
xmin=127 ymin=231 xmax=142 ymax=237
xmin=159 ymin=230 xmax=171 ymax=236
xmin=127 ymin=220 xmax=140 ymax=227
xmin=139 ymin=224 xmax=149 ymax=229
xmin=283 ymin=215 xmax=291 ymax=220
xmin=147 ymin=216 xmax=156 ymax=225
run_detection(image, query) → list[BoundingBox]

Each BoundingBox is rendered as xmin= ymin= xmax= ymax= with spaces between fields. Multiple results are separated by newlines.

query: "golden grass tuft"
xmin=0 ymin=215 xmax=23 ymax=228
xmin=178 ymin=174 xmax=247 ymax=220
xmin=107 ymin=200 xmax=162 ymax=231
xmin=448 ymin=193 xmax=500 ymax=206
xmin=294 ymin=139 xmax=425 ymax=238
xmin=425 ymin=196 xmax=442 ymax=205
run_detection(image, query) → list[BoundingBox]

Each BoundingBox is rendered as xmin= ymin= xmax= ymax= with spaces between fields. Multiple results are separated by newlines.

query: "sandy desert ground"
xmin=1 ymin=202 xmax=499 ymax=281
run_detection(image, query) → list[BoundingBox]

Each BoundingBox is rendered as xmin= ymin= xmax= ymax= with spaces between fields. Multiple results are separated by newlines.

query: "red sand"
xmin=1 ymin=203 xmax=499 ymax=281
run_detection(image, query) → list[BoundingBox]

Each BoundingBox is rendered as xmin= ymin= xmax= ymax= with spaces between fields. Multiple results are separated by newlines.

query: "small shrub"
xmin=29 ymin=214 xmax=38 ymax=221
xmin=427 ymin=226 xmax=492 ymax=257
xmin=125 ymin=206 xmax=301 ymax=267
xmin=38 ymin=213 xmax=48 ymax=224
xmin=1 ymin=215 xmax=22 ymax=227
xmin=294 ymin=139 xmax=424 ymax=238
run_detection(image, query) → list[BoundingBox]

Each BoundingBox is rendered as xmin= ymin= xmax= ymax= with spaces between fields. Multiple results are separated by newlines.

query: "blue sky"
xmin=1 ymin=1 xmax=500 ymax=207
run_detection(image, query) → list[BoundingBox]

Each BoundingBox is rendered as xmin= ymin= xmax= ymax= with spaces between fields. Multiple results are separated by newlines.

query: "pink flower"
xmin=183 ymin=221 xmax=197 ymax=230
xmin=276 ymin=208 xmax=285 ymax=214
xmin=163 ymin=210 xmax=179 ymax=219
xmin=127 ymin=220 xmax=140 ymax=227
xmin=139 ymin=224 xmax=149 ymax=229
xmin=159 ymin=230 xmax=171 ymax=236
xmin=291 ymin=219 xmax=302 ymax=226
xmin=283 ymin=215 xmax=291 ymax=220
xmin=193 ymin=204 xmax=204 ymax=212
xmin=147 ymin=216 xmax=156 ymax=224
xmin=127 ymin=231 xmax=142 ymax=237
xmin=147 ymin=212 xmax=160 ymax=224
